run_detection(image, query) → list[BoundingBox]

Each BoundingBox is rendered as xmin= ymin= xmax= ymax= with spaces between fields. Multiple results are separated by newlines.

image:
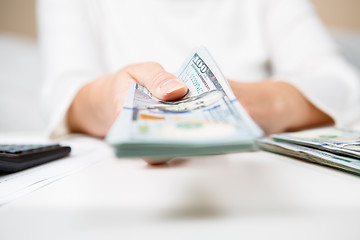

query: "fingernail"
xmin=160 ymin=79 xmax=186 ymax=94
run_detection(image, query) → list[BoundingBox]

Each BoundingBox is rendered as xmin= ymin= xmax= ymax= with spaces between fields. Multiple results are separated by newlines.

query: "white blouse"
xmin=37 ymin=0 xmax=360 ymax=138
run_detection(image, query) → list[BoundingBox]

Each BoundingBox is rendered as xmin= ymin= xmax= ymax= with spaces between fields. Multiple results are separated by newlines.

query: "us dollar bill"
xmin=257 ymin=137 xmax=360 ymax=175
xmin=271 ymin=127 xmax=360 ymax=159
xmin=106 ymin=46 xmax=263 ymax=158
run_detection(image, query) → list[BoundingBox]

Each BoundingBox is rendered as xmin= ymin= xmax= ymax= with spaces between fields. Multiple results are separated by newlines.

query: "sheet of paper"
xmin=0 ymin=134 xmax=111 ymax=205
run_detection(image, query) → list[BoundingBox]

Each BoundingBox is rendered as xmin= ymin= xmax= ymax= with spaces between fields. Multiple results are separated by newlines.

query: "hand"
xmin=67 ymin=62 xmax=188 ymax=138
xmin=228 ymin=80 xmax=334 ymax=135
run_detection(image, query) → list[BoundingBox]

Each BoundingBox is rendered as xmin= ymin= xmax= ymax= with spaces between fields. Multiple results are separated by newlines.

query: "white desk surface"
xmin=0 ymin=135 xmax=360 ymax=240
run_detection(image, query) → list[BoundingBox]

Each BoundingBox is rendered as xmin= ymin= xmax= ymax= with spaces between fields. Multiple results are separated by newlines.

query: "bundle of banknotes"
xmin=257 ymin=128 xmax=360 ymax=175
xmin=106 ymin=47 xmax=263 ymax=159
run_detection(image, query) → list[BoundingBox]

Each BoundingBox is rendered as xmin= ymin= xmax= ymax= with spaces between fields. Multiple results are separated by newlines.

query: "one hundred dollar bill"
xmin=106 ymin=47 xmax=263 ymax=159
xmin=271 ymin=127 xmax=360 ymax=159
xmin=257 ymin=137 xmax=360 ymax=175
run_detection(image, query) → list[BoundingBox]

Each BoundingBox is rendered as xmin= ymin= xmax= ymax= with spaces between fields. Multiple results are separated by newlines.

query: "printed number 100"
xmin=192 ymin=55 xmax=208 ymax=73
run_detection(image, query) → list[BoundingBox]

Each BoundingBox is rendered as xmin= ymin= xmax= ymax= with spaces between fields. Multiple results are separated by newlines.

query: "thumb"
xmin=124 ymin=62 xmax=188 ymax=101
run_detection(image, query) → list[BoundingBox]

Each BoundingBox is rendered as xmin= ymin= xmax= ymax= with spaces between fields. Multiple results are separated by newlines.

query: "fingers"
xmin=143 ymin=157 xmax=173 ymax=165
xmin=124 ymin=62 xmax=188 ymax=101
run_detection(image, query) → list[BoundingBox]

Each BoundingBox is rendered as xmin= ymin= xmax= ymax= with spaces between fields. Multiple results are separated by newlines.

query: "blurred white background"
xmin=0 ymin=0 xmax=359 ymax=133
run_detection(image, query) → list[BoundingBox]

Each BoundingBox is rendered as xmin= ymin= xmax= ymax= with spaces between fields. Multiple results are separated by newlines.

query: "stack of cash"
xmin=106 ymin=47 xmax=263 ymax=159
xmin=257 ymin=128 xmax=360 ymax=175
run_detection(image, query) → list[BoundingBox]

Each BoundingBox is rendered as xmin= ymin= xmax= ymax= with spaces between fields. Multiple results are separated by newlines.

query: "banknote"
xmin=106 ymin=46 xmax=263 ymax=159
xmin=271 ymin=127 xmax=360 ymax=159
xmin=257 ymin=137 xmax=360 ymax=175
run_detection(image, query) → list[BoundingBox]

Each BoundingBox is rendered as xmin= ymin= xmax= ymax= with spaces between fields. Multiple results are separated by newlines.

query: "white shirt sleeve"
xmin=37 ymin=0 xmax=104 ymax=138
xmin=263 ymin=0 xmax=360 ymax=126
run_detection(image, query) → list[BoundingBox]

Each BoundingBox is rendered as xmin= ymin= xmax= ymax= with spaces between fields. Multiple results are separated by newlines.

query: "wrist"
xmin=67 ymin=77 xmax=110 ymax=138
xmin=280 ymin=81 xmax=334 ymax=132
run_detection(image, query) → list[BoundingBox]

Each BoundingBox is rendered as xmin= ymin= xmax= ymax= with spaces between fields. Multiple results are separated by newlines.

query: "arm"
xmin=37 ymin=0 xmax=105 ymax=138
xmin=38 ymin=0 xmax=187 ymax=138
xmin=229 ymin=80 xmax=333 ymax=135
xmin=230 ymin=0 xmax=359 ymax=134
xmin=263 ymin=0 xmax=360 ymax=127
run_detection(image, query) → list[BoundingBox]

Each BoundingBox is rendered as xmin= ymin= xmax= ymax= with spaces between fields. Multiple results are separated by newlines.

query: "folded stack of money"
xmin=106 ymin=47 xmax=263 ymax=159
xmin=257 ymin=128 xmax=360 ymax=175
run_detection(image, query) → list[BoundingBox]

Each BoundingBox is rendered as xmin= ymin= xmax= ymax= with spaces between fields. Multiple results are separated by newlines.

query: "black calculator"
xmin=0 ymin=144 xmax=71 ymax=173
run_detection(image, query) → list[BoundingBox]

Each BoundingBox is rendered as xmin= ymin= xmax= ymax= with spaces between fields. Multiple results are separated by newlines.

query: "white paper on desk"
xmin=0 ymin=135 xmax=111 ymax=205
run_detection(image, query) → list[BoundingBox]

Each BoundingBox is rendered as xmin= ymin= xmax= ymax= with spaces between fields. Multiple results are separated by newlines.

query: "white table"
xmin=0 ymin=135 xmax=360 ymax=240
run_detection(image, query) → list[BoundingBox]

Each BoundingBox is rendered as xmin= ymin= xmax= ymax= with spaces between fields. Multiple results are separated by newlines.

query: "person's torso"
xmin=86 ymin=0 xmax=270 ymax=81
